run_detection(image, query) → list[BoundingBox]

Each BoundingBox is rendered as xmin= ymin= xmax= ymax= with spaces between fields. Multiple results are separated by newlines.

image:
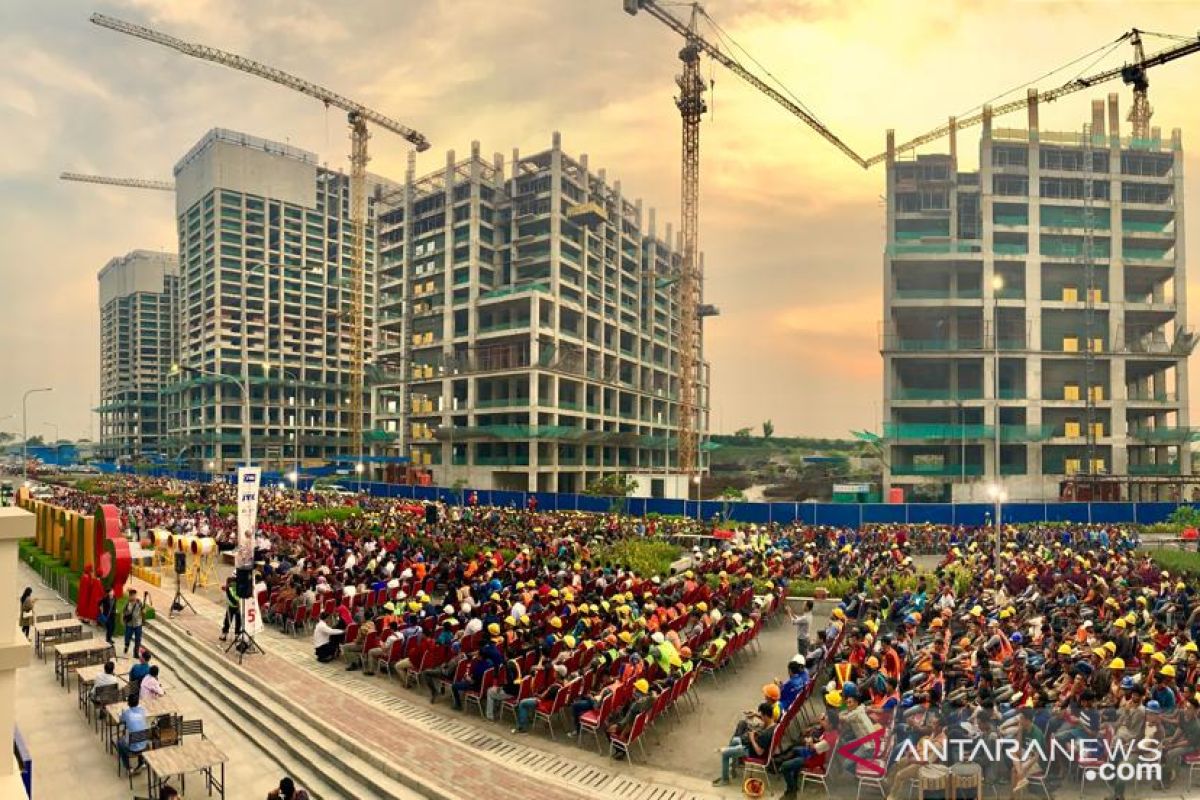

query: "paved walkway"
xmin=13 ymin=562 xmax=285 ymax=799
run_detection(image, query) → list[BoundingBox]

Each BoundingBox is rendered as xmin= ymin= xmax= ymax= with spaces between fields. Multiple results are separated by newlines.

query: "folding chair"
xmin=608 ymin=711 xmax=648 ymax=763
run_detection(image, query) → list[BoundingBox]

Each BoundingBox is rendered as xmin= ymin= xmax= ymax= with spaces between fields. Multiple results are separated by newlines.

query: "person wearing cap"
xmin=1153 ymin=665 xmax=1178 ymax=711
xmin=607 ymin=678 xmax=654 ymax=758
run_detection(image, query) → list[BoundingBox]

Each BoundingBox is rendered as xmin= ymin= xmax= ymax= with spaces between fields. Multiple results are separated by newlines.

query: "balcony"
xmin=892 ymin=388 xmax=983 ymax=401
xmin=891 ymin=464 xmax=984 ymax=477
xmin=1000 ymin=424 xmax=1056 ymax=442
xmin=1130 ymin=463 xmax=1180 ymax=475
xmin=1128 ymin=427 xmax=1200 ymax=443
xmin=884 ymin=423 xmax=992 ymax=440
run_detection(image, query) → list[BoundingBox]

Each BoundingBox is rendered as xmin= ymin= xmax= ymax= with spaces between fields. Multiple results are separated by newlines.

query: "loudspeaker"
xmin=235 ymin=565 xmax=254 ymax=599
xmin=174 ymin=552 xmax=187 ymax=575
xmin=425 ymin=504 xmax=439 ymax=525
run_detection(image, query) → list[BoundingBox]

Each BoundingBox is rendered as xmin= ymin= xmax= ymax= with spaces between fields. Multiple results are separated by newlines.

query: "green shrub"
xmin=1146 ymin=549 xmax=1200 ymax=580
xmin=595 ymin=539 xmax=681 ymax=578
xmin=788 ymin=577 xmax=858 ymax=598
xmin=291 ymin=507 xmax=361 ymax=524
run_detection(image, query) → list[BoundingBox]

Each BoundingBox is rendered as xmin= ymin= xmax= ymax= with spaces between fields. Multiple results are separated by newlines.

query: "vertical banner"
xmin=236 ymin=467 xmax=261 ymax=569
xmin=243 ymin=592 xmax=265 ymax=636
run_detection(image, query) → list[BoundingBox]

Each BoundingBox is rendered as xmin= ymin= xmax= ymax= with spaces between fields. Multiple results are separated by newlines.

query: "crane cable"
xmin=696 ymin=7 xmax=824 ymax=124
xmin=953 ymin=31 xmax=1132 ymax=119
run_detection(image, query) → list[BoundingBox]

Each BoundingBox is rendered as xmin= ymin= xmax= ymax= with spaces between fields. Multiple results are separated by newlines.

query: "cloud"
xmin=4 ymin=0 xmax=1200 ymax=441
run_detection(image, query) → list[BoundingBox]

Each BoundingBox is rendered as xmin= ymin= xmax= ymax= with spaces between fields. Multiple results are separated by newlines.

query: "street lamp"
xmin=172 ymin=363 xmax=250 ymax=467
xmin=355 ymin=461 xmax=365 ymax=493
xmin=261 ymin=364 xmax=302 ymax=484
xmin=692 ymin=474 xmax=702 ymax=522
xmin=991 ymin=274 xmax=1004 ymax=490
xmin=988 ymin=483 xmax=1007 ymax=573
xmin=22 ymin=387 xmax=52 ymax=482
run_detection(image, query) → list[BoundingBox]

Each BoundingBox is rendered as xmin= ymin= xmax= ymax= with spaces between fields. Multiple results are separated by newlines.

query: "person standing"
xmin=219 ymin=576 xmax=242 ymax=642
xmin=19 ymin=587 xmax=35 ymax=639
xmin=98 ymin=588 xmax=117 ymax=644
xmin=789 ymin=599 xmax=814 ymax=655
xmin=122 ymin=589 xmax=145 ymax=657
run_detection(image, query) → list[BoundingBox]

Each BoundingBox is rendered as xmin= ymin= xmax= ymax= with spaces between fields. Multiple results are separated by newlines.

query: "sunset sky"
xmin=3 ymin=0 xmax=1200 ymax=440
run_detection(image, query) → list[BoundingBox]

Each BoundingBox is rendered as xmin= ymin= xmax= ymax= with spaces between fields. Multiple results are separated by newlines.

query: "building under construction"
xmin=881 ymin=94 xmax=1192 ymax=502
xmin=164 ymin=129 xmax=381 ymax=471
xmin=372 ymin=133 xmax=711 ymax=495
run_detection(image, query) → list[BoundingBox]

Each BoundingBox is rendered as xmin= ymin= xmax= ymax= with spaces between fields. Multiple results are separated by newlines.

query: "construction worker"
xmin=219 ymin=575 xmax=242 ymax=642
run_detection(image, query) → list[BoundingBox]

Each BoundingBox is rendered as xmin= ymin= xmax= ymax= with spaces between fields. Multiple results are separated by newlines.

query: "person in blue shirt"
xmin=129 ymin=650 xmax=153 ymax=686
xmin=118 ymin=694 xmax=150 ymax=773
xmin=778 ymin=659 xmax=810 ymax=711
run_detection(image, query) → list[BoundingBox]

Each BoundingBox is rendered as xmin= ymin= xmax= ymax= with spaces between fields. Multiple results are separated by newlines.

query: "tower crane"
xmin=90 ymin=12 xmax=431 ymax=467
xmin=623 ymin=1 xmax=866 ymax=482
xmin=60 ymin=172 xmax=174 ymax=191
xmin=866 ymin=28 xmax=1200 ymax=166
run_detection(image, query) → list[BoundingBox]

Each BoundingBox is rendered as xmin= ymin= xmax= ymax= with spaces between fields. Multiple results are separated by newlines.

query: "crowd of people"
xmin=25 ymin=474 xmax=1200 ymax=798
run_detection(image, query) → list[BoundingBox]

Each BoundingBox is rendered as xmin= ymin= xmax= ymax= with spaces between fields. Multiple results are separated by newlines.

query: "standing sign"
xmin=236 ymin=467 xmax=265 ymax=636
xmin=235 ymin=467 xmax=261 ymax=569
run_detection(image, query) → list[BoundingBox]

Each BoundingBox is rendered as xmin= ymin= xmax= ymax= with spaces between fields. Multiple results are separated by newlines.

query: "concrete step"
xmin=143 ymin=622 xmax=428 ymax=800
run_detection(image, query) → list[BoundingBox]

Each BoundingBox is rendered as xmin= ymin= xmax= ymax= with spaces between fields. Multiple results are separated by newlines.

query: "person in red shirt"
xmin=778 ymin=714 xmax=839 ymax=798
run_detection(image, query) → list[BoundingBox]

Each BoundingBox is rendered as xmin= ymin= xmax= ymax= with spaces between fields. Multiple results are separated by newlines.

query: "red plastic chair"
xmin=608 ymin=711 xmax=649 ymax=763
xmin=465 ymin=666 xmax=500 ymax=716
xmin=578 ymin=691 xmax=615 ymax=753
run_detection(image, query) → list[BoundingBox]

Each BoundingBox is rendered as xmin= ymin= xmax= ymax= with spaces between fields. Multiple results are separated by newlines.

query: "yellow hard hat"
xmin=634 ymin=679 xmax=650 ymax=693
xmin=1109 ymin=657 xmax=1125 ymax=670
xmin=1057 ymin=643 xmax=1073 ymax=655
xmin=487 ymin=623 xmax=500 ymax=635
xmin=1114 ymin=618 xmax=1127 ymax=629
xmin=969 ymin=606 xmax=983 ymax=617
xmin=1152 ymin=652 xmax=1168 ymax=665
xmin=1141 ymin=643 xmax=1155 ymax=654
xmin=1185 ymin=642 xmax=1199 ymax=653
xmin=1103 ymin=641 xmax=1117 ymax=654
xmin=563 ymin=635 xmax=576 ymax=648
xmin=1161 ymin=664 xmax=1176 ymax=677
xmin=825 ymin=691 xmax=843 ymax=707
xmin=549 ymin=617 xmax=562 ymax=629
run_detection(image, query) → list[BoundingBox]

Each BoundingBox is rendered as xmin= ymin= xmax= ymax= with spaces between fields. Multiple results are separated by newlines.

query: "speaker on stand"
xmin=169 ymin=550 xmax=195 ymax=617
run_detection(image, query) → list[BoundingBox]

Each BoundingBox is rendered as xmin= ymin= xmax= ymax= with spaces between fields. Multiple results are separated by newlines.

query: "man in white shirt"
xmin=90 ymin=660 xmax=120 ymax=700
xmin=313 ymin=615 xmax=344 ymax=663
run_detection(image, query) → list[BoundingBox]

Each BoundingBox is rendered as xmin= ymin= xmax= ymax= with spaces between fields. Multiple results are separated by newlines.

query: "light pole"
xmin=355 ymin=461 xmax=365 ymax=493
xmin=22 ymin=387 xmax=52 ymax=482
xmin=692 ymin=474 xmax=701 ymax=523
xmin=988 ymin=483 xmax=1006 ymax=573
xmin=172 ymin=364 xmax=250 ymax=467
xmin=992 ymin=274 xmax=1004 ymax=489
xmin=955 ymin=400 xmax=966 ymax=490
xmin=263 ymin=364 xmax=302 ymax=483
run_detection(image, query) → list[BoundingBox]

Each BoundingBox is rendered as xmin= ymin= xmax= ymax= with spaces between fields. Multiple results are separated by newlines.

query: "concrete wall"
xmin=0 ymin=508 xmax=32 ymax=796
xmin=175 ymin=129 xmax=317 ymax=215
xmin=97 ymin=250 xmax=178 ymax=308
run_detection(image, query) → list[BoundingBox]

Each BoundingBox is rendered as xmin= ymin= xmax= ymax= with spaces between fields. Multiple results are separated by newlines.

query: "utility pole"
xmin=22 ymin=388 xmax=53 ymax=482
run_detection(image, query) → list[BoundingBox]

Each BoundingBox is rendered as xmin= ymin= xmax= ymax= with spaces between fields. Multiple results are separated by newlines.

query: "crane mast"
xmin=1126 ymin=29 xmax=1152 ymax=138
xmin=625 ymin=0 xmax=864 ymax=482
xmin=674 ymin=6 xmax=706 ymax=485
xmin=91 ymin=13 xmax=429 ymax=468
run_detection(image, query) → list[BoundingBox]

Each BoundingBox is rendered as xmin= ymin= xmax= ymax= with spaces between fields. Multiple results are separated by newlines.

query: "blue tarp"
xmin=92 ymin=464 xmax=1195 ymax=528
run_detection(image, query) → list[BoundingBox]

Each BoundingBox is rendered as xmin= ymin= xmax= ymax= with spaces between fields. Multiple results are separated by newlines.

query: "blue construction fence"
xmin=95 ymin=464 xmax=1187 ymax=528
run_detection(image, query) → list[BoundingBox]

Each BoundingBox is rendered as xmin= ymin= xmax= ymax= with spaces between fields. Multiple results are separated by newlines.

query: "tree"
xmin=733 ymin=427 xmax=753 ymax=439
xmin=0 ymin=432 xmax=14 ymax=445
xmin=762 ymin=420 xmax=775 ymax=439
xmin=584 ymin=473 xmax=638 ymax=497
xmin=25 ymin=435 xmax=44 ymax=447
xmin=720 ymin=486 xmax=746 ymax=502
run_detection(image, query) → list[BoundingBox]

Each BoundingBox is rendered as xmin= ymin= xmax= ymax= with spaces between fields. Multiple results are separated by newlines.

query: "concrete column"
xmin=0 ymin=508 xmax=33 ymax=796
xmin=1173 ymin=127 xmax=1190 ymax=474
xmin=1111 ymin=356 xmax=1129 ymax=475
xmin=1091 ymin=100 xmax=1106 ymax=138
xmin=1108 ymin=93 xmax=1121 ymax=143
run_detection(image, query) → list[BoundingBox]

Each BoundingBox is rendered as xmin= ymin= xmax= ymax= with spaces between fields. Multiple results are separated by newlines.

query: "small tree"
xmin=585 ymin=473 xmax=638 ymax=497
xmin=762 ymin=420 xmax=775 ymax=439
xmin=733 ymin=427 xmax=753 ymax=439
xmin=25 ymin=435 xmax=45 ymax=447
xmin=720 ymin=486 xmax=746 ymax=502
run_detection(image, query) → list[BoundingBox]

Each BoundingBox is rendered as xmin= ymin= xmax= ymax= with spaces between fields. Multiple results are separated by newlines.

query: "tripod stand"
xmin=224 ymin=598 xmax=264 ymax=664
xmin=168 ymin=562 xmax=195 ymax=618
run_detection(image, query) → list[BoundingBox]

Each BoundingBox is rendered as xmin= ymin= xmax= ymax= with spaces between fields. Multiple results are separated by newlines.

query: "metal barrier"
xmin=94 ymin=464 xmax=1191 ymax=528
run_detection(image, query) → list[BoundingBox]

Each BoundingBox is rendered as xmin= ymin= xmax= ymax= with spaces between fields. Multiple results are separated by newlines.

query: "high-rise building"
xmin=881 ymin=93 xmax=1191 ymax=502
xmin=166 ymin=128 xmax=383 ymax=472
xmin=97 ymin=250 xmax=179 ymax=463
xmin=373 ymin=133 xmax=711 ymax=495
